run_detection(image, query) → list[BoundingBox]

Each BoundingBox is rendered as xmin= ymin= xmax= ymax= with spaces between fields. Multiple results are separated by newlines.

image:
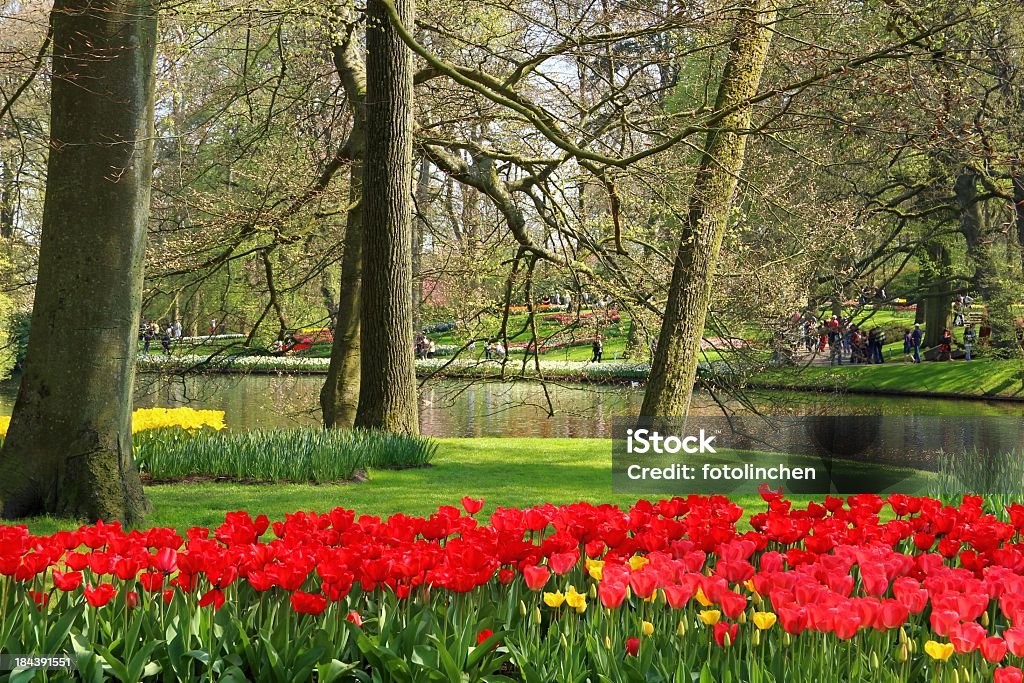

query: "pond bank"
xmin=748 ymin=360 xmax=1024 ymax=402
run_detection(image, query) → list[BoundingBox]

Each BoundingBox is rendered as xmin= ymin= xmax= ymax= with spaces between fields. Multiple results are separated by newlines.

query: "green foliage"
xmin=7 ymin=310 xmax=30 ymax=371
xmin=0 ymin=288 xmax=19 ymax=380
xmin=133 ymin=427 xmax=437 ymax=483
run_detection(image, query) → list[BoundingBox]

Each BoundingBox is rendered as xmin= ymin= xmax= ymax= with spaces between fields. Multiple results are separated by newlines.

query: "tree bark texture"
xmin=0 ymin=0 xmax=157 ymax=523
xmin=354 ymin=0 xmax=419 ymax=434
xmin=321 ymin=23 xmax=367 ymax=429
xmin=641 ymin=0 xmax=777 ymax=418
xmin=322 ymin=160 xmax=365 ymax=428
xmin=921 ymin=241 xmax=951 ymax=348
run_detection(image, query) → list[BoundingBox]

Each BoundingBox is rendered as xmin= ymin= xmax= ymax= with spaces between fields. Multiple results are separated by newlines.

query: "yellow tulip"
xmin=925 ymin=640 xmax=954 ymax=662
xmin=752 ymin=612 xmax=777 ymax=631
xmin=586 ymin=559 xmax=604 ymax=581
xmin=565 ymin=586 xmax=586 ymax=610
xmin=699 ymin=610 xmax=721 ymax=626
xmin=642 ymin=621 xmax=655 ymax=637
xmin=695 ymin=587 xmax=713 ymax=607
xmin=543 ymin=591 xmax=565 ymax=608
xmin=628 ymin=556 xmax=649 ymax=571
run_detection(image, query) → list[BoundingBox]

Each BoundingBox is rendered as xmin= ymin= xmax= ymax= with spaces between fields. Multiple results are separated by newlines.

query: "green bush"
xmin=134 ymin=427 xmax=437 ymax=483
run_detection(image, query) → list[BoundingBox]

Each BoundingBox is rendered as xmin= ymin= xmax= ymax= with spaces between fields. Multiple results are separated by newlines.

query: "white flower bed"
xmin=138 ymin=353 xmax=651 ymax=380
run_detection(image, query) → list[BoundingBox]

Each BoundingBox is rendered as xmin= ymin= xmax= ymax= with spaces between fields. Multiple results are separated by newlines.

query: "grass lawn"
xmin=753 ymin=355 xmax=1024 ymax=399
xmin=18 ymin=438 xmax=799 ymax=536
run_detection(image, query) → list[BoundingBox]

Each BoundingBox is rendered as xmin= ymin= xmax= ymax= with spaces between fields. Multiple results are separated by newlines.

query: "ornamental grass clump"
xmin=133 ymin=427 xmax=436 ymax=483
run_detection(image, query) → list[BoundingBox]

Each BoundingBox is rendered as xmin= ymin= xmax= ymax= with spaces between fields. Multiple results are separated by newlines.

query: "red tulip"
xmin=663 ymin=584 xmax=693 ymax=609
xmin=52 ymin=570 xmax=83 ymax=592
xmin=629 ymin=572 xmax=658 ymax=600
xmin=125 ymin=591 xmax=139 ymax=609
xmin=290 ymin=591 xmax=328 ymax=615
xmin=625 ymin=637 xmax=640 ymax=657
xmin=347 ymin=611 xmax=363 ymax=627
xmin=460 ymin=497 xmax=484 ymax=515
xmin=198 ymin=588 xmax=225 ymax=611
xmin=599 ymin=581 xmax=627 ymax=609
xmin=982 ymin=637 xmax=1008 ymax=664
xmin=84 ymin=583 xmax=116 ymax=608
xmin=1004 ymin=627 xmax=1024 ymax=657
xmin=996 ymin=667 xmax=1024 ymax=683
xmin=949 ymin=621 xmax=986 ymax=654
xmin=713 ymin=622 xmax=738 ymax=648
xmin=929 ymin=610 xmax=960 ymax=637
xmin=138 ymin=571 xmax=164 ymax=593
xmin=522 ymin=564 xmax=550 ymax=590
xmin=549 ymin=551 xmax=579 ymax=576
xmin=476 ymin=629 xmax=495 ymax=647
xmin=153 ymin=547 xmax=178 ymax=573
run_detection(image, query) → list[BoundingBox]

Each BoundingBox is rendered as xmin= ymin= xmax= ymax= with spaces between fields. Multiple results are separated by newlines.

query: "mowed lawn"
xmin=753 ymin=357 xmax=1024 ymax=399
xmin=19 ymin=438 xmax=776 ymax=535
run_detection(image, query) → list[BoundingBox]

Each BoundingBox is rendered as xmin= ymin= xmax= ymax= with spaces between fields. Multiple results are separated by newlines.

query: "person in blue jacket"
xmin=910 ymin=323 xmax=923 ymax=363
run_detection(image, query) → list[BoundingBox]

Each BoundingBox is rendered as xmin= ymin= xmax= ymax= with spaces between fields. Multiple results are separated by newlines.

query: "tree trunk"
xmin=413 ymin=156 xmax=429 ymax=331
xmin=321 ymin=21 xmax=367 ymax=429
xmin=321 ymin=161 xmax=364 ymax=428
xmin=0 ymin=156 xmax=13 ymax=239
xmin=641 ymin=0 xmax=778 ymax=418
xmin=0 ymin=0 xmax=156 ymax=523
xmin=354 ymin=0 xmax=418 ymax=434
xmin=921 ymin=241 xmax=951 ymax=348
xmin=1013 ymin=169 xmax=1024 ymax=276
xmin=955 ymin=168 xmax=1014 ymax=343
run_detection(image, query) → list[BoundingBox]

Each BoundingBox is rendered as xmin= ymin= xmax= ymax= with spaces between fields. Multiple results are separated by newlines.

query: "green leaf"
xmin=317 ymin=659 xmax=358 ymax=683
xmin=125 ymin=639 xmax=162 ymax=682
xmin=43 ymin=603 xmax=85 ymax=654
xmin=94 ymin=643 xmax=130 ymax=682
xmin=699 ymin=662 xmax=717 ymax=683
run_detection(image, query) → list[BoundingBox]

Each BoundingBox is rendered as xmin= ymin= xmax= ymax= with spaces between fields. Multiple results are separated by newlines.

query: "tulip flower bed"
xmin=3 ymin=493 xmax=1024 ymax=682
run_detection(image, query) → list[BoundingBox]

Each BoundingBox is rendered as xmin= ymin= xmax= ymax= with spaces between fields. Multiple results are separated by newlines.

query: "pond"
xmin=0 ymin=373 xmax=1015 ymax=438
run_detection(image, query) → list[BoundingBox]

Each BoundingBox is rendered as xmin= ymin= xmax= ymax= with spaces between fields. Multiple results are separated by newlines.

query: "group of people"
xmin=483 ymin=341 xmax=506 ymax=359
xmin=951 ymin=293 xmax=975 ymax=327
xmin=139 ymin=319 xmax=182 ymax=354
xmin=801 ymin=316 xmax=888 ymax=365
xmin=907 ymin=323 xmax=978 ymax=363
xmin=539 ymin=292 xmax=613 ymax=312
xmin=415 ymin=334 xmax=437 ymax=359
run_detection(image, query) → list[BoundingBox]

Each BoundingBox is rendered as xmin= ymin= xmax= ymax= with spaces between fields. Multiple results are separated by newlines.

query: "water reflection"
xmin=0 ymin=374 xmax=1019 ymax=438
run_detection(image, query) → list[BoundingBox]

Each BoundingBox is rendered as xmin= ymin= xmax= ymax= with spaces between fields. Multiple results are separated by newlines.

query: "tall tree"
xmin=321 ymin=22 xmax=367 ymax=429
xmin=641 ymin=0 xmax=779 ymax=417
xmin=0 ymin=0 xmax=157 ymax=522
xmin=354 ymin=0 xmax=419 ymax=433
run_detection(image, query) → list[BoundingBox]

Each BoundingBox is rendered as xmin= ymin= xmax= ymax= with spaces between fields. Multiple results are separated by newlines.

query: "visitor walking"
xmin=873 ymin=327 xmax=886 ymax=364
xmin=173 ymin=319 xmax=182 ymax=339
xmin=963 ymin=323 xmax=977 ymax=361
xmin=142 ymin=324 xmax=154 ymax=354
xmin=911 ymin=324 xmax=923 ymax=364
xmin=903 ymin=329 xmax=913 ymax=363
xmin=591 ymin=336 xmax=603 ymax=363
